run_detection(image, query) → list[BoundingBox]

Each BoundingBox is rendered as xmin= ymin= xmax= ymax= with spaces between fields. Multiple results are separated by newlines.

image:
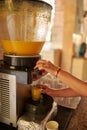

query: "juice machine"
xmin=0 ymin=0 xmax=53 ymax=127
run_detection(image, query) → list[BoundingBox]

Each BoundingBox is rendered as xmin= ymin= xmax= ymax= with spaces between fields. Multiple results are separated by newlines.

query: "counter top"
xmin=66 ymin=97 xmax=87 ymax=130
xmin=0 ymin=97 xmax=87 ymax=130
xmin=0 ymin=105 xmax=73 ymax=130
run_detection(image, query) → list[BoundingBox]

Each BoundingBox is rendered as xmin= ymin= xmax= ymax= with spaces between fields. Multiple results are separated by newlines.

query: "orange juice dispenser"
xmin=0 ymin=0 xmax=52 ymax=56
xmin=0 ymin=0 xmax=52 ymax=127
xmin=0 ymin=0 xmax=52 ymax=82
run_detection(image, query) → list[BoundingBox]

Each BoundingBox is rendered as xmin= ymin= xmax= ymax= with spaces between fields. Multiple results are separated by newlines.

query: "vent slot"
xmin=0 ymin=78 xmax=10 ymax=118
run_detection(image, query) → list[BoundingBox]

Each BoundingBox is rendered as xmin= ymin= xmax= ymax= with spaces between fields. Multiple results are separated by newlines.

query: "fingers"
xmin=40 ymin=85 xmax=49 ymax=94
xmin=42 ymin=88 xmax=53 ymax=97
xmin=34 ymin=59 xmax=50 ymax=70
xmin=34 ymin=60 xmax=43 ymax=70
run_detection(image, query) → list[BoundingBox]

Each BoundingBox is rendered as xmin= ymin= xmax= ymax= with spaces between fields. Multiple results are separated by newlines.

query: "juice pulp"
xmin=1 ymin=40 xmax=44 ymax=55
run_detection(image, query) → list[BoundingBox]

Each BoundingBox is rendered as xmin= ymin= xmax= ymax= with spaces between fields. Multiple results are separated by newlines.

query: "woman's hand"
xmin=34 ymin=59 xmax=58 ymax=76
xmin=40 ymin=85 xmax=57 ymax=97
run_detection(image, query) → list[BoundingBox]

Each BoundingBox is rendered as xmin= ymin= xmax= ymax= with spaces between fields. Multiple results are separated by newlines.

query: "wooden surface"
xmin=66 ymin=97 xmax=87 ymax=130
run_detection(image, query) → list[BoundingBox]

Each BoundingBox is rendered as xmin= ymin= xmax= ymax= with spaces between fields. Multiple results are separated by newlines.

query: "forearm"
xmin=34 ymin=60 xmax=87 ymax=97
xmin=55 ymin=88 xmax=80 ymax=97
xmin=57 ymin=69 xmax=87 ymax=97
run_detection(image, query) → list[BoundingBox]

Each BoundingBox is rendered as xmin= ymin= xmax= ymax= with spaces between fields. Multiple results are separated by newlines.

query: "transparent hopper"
xmin=0 ymin=0 xmax=52 ymax=55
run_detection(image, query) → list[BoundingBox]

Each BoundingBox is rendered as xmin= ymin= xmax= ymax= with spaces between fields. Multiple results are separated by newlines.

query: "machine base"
xmin=0 ymin=105 xmax=74 ymax=130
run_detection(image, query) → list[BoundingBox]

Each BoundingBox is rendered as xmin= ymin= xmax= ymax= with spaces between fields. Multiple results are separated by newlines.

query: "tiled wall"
xmin=41 ymin=49 xmax=62 ymax=66
xmin=52 ymin=0 xmax=82 ymax=72
xmin=52 ymin=0 xmax=64 ymax=48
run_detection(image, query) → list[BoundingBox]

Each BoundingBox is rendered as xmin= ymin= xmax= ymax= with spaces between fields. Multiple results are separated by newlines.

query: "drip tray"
xmin=53 ymin=105 xmax=74 ymax=130
xmin=0 ymin=105 xmax=74 ymax=130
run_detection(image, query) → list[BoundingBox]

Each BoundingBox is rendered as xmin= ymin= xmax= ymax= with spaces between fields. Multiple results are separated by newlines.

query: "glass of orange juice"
xmin=31 ymin=85 xmax=42 ymax=101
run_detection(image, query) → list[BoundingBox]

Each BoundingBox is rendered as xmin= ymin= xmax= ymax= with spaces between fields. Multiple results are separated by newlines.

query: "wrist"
xmin=55 ymin=67 xmax=61 ymax=77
